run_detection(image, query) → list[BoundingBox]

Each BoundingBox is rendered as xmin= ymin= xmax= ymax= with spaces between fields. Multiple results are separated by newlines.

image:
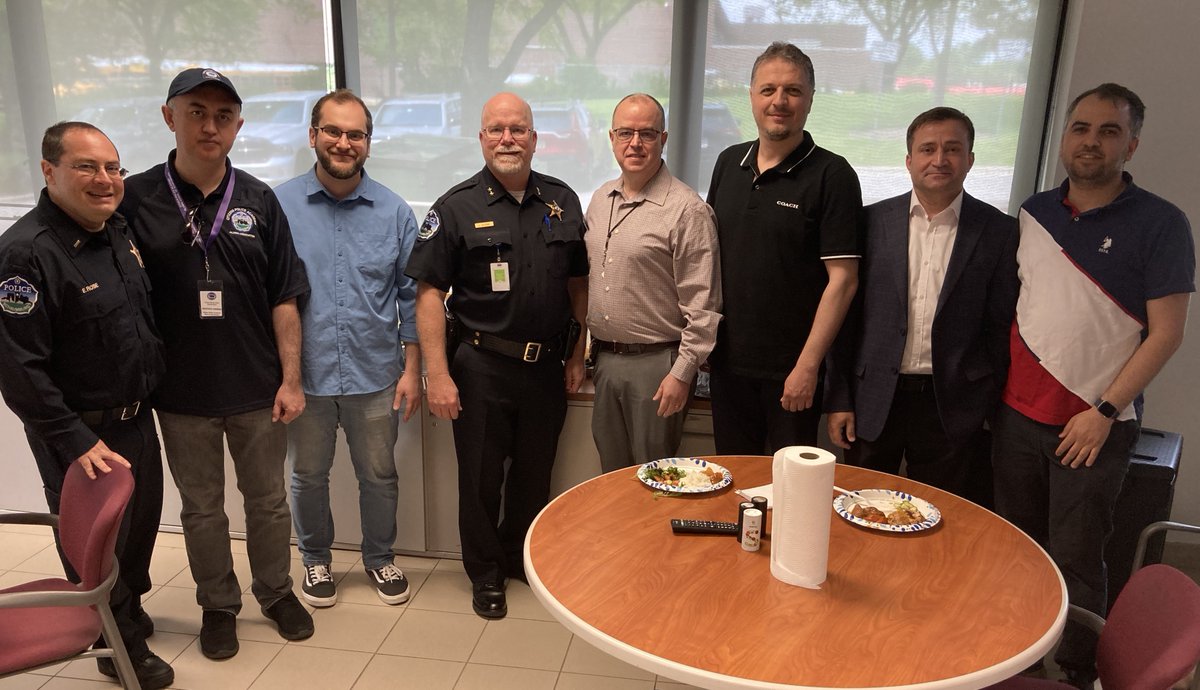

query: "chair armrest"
xmin=0 ymin=512 xmax=58 ymax=529
xmin=1066 ymin=604 xmax=1105 ymax=636
xmin=1133 ymin=520 xmax=1200 ymax=576
xmin=0 ymin=561 xmax=117 ymax=610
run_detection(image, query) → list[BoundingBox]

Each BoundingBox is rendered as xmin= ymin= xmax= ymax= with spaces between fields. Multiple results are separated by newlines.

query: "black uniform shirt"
xmin=120 ymin=152 xmax=309 ymax=416
xmin=0 ymin=190 xmax=164 ymax=460
xmin=706 ymin=132 xmax=863 ymax=379
xmin=405 ymin=166 xmax=588 ymax=341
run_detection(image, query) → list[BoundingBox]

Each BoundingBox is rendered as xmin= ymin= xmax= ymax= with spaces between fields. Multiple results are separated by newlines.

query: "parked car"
xmin=233 ymin=90 xmax=325 ymax=186
xmin=373 ymin=94 xmax=463 ymax=141
xmin=530 ymin=101 xmax=597 ymax=186
xmin=71 ymin=97 xmax=175 ymax=176
xmin=368 ymin=133 xmax=479 ymax=209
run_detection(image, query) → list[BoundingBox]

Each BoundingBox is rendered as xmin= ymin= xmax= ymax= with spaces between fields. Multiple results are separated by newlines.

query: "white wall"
xmin=1050 ymin=0 xmax=1200 ymax=524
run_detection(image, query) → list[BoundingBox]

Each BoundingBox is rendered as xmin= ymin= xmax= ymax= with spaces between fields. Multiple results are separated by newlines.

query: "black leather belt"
xmin=79 ymin=401 xmax=142 ymax=427
xmin=896 ymin=374 xmax=934 ymax=393
xmin=460 ymin=330 xmax=562 ymax=363
xmin=592 ymin=339 xmax=679 ymax=355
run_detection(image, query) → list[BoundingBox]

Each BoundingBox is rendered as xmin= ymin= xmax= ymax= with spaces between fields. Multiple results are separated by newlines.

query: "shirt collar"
xmin=909 ymin=189 xmax=964 ymax=222
xmin=479 ymin=165 xmax=549 ymax=207
xmin=1057 ymin=171 xmax=1138 ymax=216
xmin=739 ymin=131 xmax=817 ymax=175
xmin=609 ymin=161 xmax=671 ymax=206
xmin=302 ymin=166 xmax=377 ymax=204
xmin=37 ymin=188 xmax=112 ymax=255
xmin=166 ymin=149 xmax=234 ymax=201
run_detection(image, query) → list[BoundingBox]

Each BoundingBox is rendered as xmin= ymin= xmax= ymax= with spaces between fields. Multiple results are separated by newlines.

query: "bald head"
xmin=479 ymin=92 xmax=537 ymax=187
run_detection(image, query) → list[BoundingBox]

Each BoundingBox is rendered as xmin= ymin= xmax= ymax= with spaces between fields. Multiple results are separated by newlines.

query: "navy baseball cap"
xmin=166 ymin=68 xmax=242 ymax=104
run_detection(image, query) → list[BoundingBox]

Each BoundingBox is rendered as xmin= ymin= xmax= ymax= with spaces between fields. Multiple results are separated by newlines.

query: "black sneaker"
xmin=97 ymin=652 xmax=174 ymax=690
xmin=302 ymin=563 xmax=337 ymax=607
xmin=200 ymin=609 xmax=239 ymax=659
xmin=365 ymin=563 xmax=410 ymax=605
xmin=262 ymin=592 xmax=314 ymax=640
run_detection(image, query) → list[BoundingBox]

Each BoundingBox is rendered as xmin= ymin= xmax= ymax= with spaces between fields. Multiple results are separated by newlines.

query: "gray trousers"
xmin=592 ymin=349 xmax=694 ymax=473
xmin=157 ymin=408 xmax=294 ymax=613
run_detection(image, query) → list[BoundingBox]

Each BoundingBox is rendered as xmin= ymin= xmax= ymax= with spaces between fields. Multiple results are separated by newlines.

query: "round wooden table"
xmin=524 ymin=456 xmax=1066 ymax=689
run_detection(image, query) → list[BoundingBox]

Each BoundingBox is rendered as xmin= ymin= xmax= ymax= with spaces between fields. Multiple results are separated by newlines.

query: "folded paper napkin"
xmin=735 ymin=484 xmax=773 ymax=508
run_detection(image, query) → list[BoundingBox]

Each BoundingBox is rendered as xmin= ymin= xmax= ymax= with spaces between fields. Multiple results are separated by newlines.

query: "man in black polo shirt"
xmin=120 ymin=67 xmax=312 ymax=659
xmin=706 ymin=41 xmax=863 ymax=454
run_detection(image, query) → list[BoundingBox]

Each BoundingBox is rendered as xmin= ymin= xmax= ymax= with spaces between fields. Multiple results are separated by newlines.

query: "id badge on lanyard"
xmin=165 ymin=166 xmax=235 ymax=319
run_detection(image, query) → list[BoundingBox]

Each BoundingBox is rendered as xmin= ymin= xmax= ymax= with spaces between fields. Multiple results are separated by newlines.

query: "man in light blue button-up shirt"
xmin=275 ymin=89 xmax=422 ymax=608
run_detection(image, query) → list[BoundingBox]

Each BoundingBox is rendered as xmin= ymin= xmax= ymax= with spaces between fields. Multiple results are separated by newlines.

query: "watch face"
xmin=1097 ymin=401 xmax=1119 ymax=419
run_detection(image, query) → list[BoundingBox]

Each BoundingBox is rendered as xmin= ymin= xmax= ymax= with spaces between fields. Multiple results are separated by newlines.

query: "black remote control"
xmin=670 ymin=519 xmax=739 ymax=535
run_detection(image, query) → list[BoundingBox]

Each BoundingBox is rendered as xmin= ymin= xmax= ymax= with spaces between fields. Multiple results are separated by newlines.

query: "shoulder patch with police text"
xmin=0 ymin=276 xmax=40 ymax=317
xmin=418 ymin=210 xmax=441 ymax=241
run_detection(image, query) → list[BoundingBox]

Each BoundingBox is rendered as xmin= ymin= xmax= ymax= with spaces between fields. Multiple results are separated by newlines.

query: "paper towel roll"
xmin=770 ymin=445 xmax=836 ymax=589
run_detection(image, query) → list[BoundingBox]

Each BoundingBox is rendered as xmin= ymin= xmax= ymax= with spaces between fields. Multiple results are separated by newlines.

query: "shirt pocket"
xmin=542 ymin=218 xmax=582 ymax=279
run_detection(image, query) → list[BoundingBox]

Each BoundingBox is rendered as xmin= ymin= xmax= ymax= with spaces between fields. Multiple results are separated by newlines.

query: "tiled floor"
xmin=4 ymin=523 xmax=1199 ymax=690
xmin=0 ymin=525 xmax=700 ymax=690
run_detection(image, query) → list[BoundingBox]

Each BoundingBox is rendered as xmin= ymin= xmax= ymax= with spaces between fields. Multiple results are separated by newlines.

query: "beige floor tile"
xmin=0 ymin=570 xmax=62 ymax=590
xmin=229 ymin=537 xmax=249 ymax=555
xmin=250 ymin=645 xmax=370 ymax=690
xmin=335 ymin=564 xmax=431 ymax=607
xmin=393 ymin=554 xmax=441 ymax=572
xmin=556 ymin=673 xmax=655 ymax=690
xmin=148 ymin=546 xmax=191 ymax=586
xmin=504 ymin=580 xmax=555 ymax=621
xmin=154 ymin=531 xmax=187 ymax=549
xmin=469 ymin=618 xmax=571 ymax=671
xmin=377 ymin=609 xmax=485 ymax=662
xmin=328 ymin=547 xmax=363 ymax=565
xmin=0 ymin=523 xmax=54 ymax=536
xmin=9 ymin=544 xmax=66 ymax=576
xmin=454 ymin=663 xmax=557 ymax=690
xmin=432 ymin=558 xmax=466 ymax=574
xmin=169 ymin=638 xmax=284 ymax=690
xmin=654 ymin=679 xmax=703 ymax=689
xmin=405 ymin=570 xmax=474 ymax=615
xmin=291 ymin=601 xmax=402 ymax=652
xmin=353 ymin=654 xmax=463 ymax=690
xmin=561 ymin=637 xmax=654 ymax=680
xmin=142 ymin=585 xmax=203 ymax=635
xmin=0 ymin=674 xmax=50 ymax=690
xmin=0 ymin=533 xmax=55 ymax=570
xmin=36 ymin=678 xmax=115 ymax=690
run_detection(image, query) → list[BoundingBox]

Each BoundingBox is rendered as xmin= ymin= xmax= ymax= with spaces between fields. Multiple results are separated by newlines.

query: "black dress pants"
xmin=709 ymin=365 xmax=821 ymax=455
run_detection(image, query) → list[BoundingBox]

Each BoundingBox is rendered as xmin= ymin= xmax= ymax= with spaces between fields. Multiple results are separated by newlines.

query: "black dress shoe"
xmin=133 ymin=606 xmax=155 ymax=639
xmin=472 ymin=581 xmax=507 ymax=619
xmin=97 ymin=652 xmax=175 ymax=690
xmin=200 ymin=609 xmax=239 ymax=659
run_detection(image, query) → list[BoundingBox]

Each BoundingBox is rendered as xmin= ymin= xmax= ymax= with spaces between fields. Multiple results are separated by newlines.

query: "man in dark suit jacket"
xmin=826 ymin=107 xmax=1018 ymax=505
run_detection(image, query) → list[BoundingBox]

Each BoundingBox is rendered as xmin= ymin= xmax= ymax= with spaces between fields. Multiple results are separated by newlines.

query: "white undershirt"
xmin=900 ymin=190 xmax=963 ymax=374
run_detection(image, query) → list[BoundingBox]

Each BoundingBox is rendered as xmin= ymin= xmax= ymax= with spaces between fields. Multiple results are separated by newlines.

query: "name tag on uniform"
xmin=198 ymin=280 xmax=224 ymax=319
xmin=490 ymin=262 xmax=511 ymax=292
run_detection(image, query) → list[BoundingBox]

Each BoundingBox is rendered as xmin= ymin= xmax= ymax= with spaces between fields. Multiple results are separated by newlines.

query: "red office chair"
xmin=0 ymin=462 xmax=140 ymax=689
xmin=988 ymin=563 xmax=1200 ymax=690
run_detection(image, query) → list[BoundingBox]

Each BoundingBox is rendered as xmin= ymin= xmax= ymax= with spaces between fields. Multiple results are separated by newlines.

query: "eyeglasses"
xmin=612 ymin=128 xmax=662 ymax=143
xmin=481 ymin=125 xmax=532 ymax=141
xmin=316 ymin=125 xmax=370 ymax=143
xmin=69 ymin=162 xmax=128 ymax=179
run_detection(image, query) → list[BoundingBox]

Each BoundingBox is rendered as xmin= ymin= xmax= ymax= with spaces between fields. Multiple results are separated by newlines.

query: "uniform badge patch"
xmin=418 ymin=210 xmax=441 ymax=241
xmin=0 ymin=276 xmax=40 ymax=317
xmin=227 ymin=208 xmax=256 ymax=235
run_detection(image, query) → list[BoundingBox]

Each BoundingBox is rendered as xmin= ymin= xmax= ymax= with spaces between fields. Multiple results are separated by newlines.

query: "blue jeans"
xmin=288 ymin=387 xmax=400 ymax=569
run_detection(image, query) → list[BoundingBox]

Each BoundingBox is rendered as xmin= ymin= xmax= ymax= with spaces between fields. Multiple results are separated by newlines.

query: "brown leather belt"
xmin=592 ymin=339 xmax=679 ymax=355
xmin=460 ymin=330 xmax=563 ymax=363
xmin=79 ymin=401 xmax=142 ymax=427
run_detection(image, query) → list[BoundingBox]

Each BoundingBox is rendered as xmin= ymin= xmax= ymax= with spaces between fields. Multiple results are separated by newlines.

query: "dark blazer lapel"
xmin=936 ymin=193 xmax=982 ymax=317
xmin=885 ymin=196 xmax=910 ymax=310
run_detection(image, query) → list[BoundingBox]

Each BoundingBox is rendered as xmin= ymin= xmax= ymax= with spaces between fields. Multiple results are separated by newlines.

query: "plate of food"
xmin=637 ymin=457 xmax=732 ymax=494
xmin=833 ymin=489 xmax=941 ymax=533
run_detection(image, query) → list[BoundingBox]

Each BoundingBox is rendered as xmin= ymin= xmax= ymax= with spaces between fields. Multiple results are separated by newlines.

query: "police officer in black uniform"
xmin=0 ymin=122 xmax=172 ymax=688
xmin=407 ymin=92 xmax=588 ymax=620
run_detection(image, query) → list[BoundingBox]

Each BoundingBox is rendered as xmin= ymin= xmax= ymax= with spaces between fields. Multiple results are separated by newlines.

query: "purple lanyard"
xmin=164 ymin=165 xmax=235 ymax=253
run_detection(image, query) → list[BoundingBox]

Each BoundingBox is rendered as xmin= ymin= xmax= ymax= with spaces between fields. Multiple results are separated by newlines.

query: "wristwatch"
xmin=1096 ymin=400 xmax=1120 ymax=419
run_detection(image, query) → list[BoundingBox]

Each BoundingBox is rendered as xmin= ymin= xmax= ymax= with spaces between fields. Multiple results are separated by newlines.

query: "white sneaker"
xmin=302 ymin=563 xmax=337 ymax=607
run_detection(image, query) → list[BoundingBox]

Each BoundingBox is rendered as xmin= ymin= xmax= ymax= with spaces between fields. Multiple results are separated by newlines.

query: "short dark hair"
xmin=613 ymin=93 xmax=666 ymax=131
xmin=906 ymin=107 xmax=975 ymax=153
xmin=311 ymin=88 xmax=373 ymax=137
xmin=42 ymin=121 xmax=109 ymax=164
xmin=1066 ymin=83 xmax=1145 ymax=137
xmin=750 ymin=42 xmax=816 ymax=90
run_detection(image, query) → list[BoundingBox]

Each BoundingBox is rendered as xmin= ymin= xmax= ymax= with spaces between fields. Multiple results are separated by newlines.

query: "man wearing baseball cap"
xmin=119 ymin=67 xmax=313 ymax=659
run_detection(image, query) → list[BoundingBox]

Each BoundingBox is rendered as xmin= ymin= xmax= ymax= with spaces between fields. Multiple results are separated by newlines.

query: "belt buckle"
xmin=522 ymin=342 xmax=541 ymax=362
xmin=120 ymin=401 xmax=141 ymax=420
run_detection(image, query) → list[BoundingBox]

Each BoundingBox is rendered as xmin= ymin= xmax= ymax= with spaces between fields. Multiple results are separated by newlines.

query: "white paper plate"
xmin=833 ymin=489 xmax=941 ymax=532
xmin=637 ymin=457 xmax=733 ymax=494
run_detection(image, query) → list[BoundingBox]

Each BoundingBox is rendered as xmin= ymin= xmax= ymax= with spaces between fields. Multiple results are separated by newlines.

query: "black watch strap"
xmin=1096 ymin=400 xmax=1120 ymax=419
